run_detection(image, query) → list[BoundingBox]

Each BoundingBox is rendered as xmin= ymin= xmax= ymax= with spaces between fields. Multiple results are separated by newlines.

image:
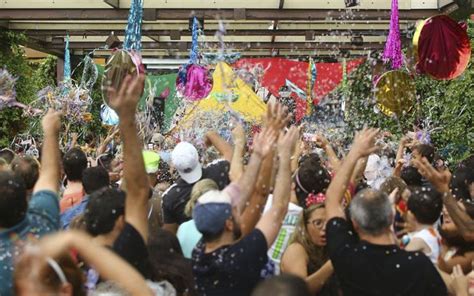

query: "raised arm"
xmin=38 ymin=231 xmax=153 ymax=296
xmin=315 ymin=134 xmax=341 ymax=173
xmin=33 ymin=109 xmax=62 ymax=194
xmin=229 ymin=124 xmax=246 ymax=182
xmin=325 ymin=128 xmax=379 ymax=220
xmin=413 ymin=157 xmax=474 ymax=241
xmin=256 ymin=126 xmax=298 ymax=247
xmin=234 ymin=128 xmax=276 ymax=214
xmin=107 ymin=75 xmax=150 ymax=241
xmin=239 ymin=102 xmax=290 ymax=235
xmin=97 ymin=127 xmax=119 ymax=156
xmin=393 ymin=136 xmax=409 ymax=177
xmin=205 ymin=131 xmax=233 ymax=162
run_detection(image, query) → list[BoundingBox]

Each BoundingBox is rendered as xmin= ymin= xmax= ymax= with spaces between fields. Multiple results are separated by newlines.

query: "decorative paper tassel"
xmin=64 ymin=34 xmax=71 ymax=83
xmin=123 ymin=0 xmax=144 ymax=51
xmin=306 ymin=58 xmax=317 ymax=115
xmin=383 ymin=0 xmax=402 ymax=69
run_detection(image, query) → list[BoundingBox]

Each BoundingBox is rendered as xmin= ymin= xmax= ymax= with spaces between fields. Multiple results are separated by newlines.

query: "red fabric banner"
xmin=234 ymin=58 xmax=364 ymax=121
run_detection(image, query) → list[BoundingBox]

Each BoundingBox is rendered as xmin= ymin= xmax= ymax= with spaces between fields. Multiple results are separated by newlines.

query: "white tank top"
xmin=412 ymin=227 xmax=441 ymax=264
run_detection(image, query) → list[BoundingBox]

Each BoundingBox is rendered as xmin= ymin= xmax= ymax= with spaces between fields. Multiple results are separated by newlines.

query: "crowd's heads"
xmin=185 ymin=178 xmax=218 ymax=217
xmin=0 ymin=171 xmax=27 ymax=228
xmin=291 ymin=204 xmax=328 ymax=269
xmin=193 ymin=189 xmax=240 ymax=242
xmin=82 ymin=167 xmax=110 ymax=195
xmin=294 ymin=156 xmax=331 ymax=208
xmin=148 ymin=229 xmax=194 ymax=295
xmin=401 ymin=166 xmax=423 ymax=187
xmin=349 ymin=189 xmax=393 ymax=236
xmin=407 ymin=187 xmax=443 ymax=225
xmin=440 ymin=201 xmax=474 ymax=251
xmin=63 ymin=148 xmax=88 ymax=182
xmin=84 ymin=188 xmax=126 ymax=236
xmin=379 ymin=176 xmax=408 ymax=202
xmin=11 ymin=156 xmax=40 ymax=191
xmin=172 ymin=142 xmax=202 ymax=184
xmin=251 ymin=274 xmax=310 ymax=296
xmin=412 ymin=144 xmax=436 ymax=163
xmin=14 ymin=252 xmax=84 ymax=296
xmin=451 ymin=166 xmax=474 ymax=201
xmin=0 ymin=148 xmax=15 ymax=164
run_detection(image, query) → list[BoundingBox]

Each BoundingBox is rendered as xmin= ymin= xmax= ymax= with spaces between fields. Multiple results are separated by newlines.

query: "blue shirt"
xmin=177 ymin=219 xmax=202 ymax=259
xmin=0 ymin=190 xmax=60 ymax=296
xmin=60 ymin=195 xmax=89 ymax=229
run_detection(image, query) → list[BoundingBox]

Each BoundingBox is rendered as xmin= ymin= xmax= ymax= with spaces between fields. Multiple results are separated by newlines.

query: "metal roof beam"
xmin=0 ymin=9 xmax=439 ymax=21
xmin=103 ymin=0 xmax=119 ymax=9
xmin=48 ymin=41 xmax=386 ymax=50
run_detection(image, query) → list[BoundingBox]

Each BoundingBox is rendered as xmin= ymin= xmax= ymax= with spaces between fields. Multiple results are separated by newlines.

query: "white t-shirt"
xmin=263 ymin=195 xmax=303 ymax=274
xmin=411 ymin=227 xmax=441 ymax=264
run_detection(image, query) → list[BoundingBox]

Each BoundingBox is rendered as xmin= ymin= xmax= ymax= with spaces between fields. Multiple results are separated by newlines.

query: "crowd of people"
xmin=1 ymin=74 xmax=474 ymax=296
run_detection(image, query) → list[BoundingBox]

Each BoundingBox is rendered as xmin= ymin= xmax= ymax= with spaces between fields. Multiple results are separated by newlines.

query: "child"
xmin=404 ymin=187 xmax=443 ymax=264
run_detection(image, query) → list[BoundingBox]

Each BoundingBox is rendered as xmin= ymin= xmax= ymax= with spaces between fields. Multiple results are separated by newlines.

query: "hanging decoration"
xmin=213 ymin=20 xmax=240 ymax=103
xmin=306 ymin=58 xmax=317 ymax=115
xmin=101 ymin=0 xmax=145 ymax=125
xmin=0 ymin=68 xmax=40 ymax=114
xmin=176 ymin=17 xmax=213 ymax=101
xmin=382 ymin=0 xmax=402 ymax=69
xmin=413 ymin=15 xmax=471 ymax=80
xmin=202 ymin=20 xmax=241 ymax=65
xmin=64 ymin=34 xmax=72 ymax=84
xmin=374 ymin=70 xmax=416 ymax=117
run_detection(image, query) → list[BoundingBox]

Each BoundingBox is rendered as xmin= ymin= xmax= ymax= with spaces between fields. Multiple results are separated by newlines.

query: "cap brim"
xmin=179 ymin=162 xmax=202 ymax=184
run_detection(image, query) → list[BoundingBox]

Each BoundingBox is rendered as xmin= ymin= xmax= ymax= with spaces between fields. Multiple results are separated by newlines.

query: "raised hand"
xmin=277 ymin=126 xmax=299 ymax=158
xmin=351 ymin=127 xmax=380 ymax=158
xmin=450 ymin=265 xmax=468 ymax=296
xmin=265 ymin=101 xmax=291 ymax=131
xmin=107 ymin=74 xmax=145 ymax=117
xmin=42 ymin=109 xmax=62 ymax=136
xmin=232 ymin=124 xmax=246 ymax=147
xmin=252 ymin=128 xmax=277 ymax=159
xmin=412 ymin=157 xmax=451 ymax=193
xmin=314 ymin=134 xmax=329 ymax=149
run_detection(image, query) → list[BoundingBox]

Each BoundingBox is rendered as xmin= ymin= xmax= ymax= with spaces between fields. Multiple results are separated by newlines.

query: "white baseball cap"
xmin=171 ymin=142 xmax=202 ymax=184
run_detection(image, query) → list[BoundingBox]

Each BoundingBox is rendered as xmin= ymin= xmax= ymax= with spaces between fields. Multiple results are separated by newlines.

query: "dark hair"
xmin=14 ymin=252 xmax=85 ymax=296
xmin=11 ymin=156 xmax=40 ymax=190
xmin=157 ymin=161 xmax=173 ymax=184
xmin=412 ymin=144 xmax=436 ymax=163
xmin=407 ymin=187 xmax=443 ymax=225
xmin=0 ymin=148 xmax=15 ymax=164
xmin=0 ymin=171 xmax=27 ymax=228
xmin=63 ymin=148 xmax=88 ymax=182
xmin=450 ymin=167 xmax=471 ymax=201
xmin=148 ymin=229 xmax=196 ymax=295
xmin=84 ymin=188 xmax=125 ymax=236
xmin=82 ymin=167 xmax=110 ymax=195
xmin=201 ymin=228 xmax=226 ymax=243
xmin=439 ymin=201 xmax=474 ymax=255
xmin=97 ymin=154 xmax=114 ymax=172
xmin=401 ymin=166 xmax=423 ymax=187
xmin=349 ymin=189 xmax=393 ymax=236
xmin=251 ymin=274 xmax=311 ymax=296
xmin=295 ymin=157 xmax=331 ymax=208
xmin=297 ymin=153 xmax=320 ymax=167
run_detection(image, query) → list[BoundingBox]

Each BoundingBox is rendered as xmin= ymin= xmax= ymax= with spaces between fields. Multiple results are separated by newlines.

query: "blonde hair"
xmin=289 ymin=204 xmax=328 ymax=270
xmin=184 ymin=179 xmax=219 ymax=217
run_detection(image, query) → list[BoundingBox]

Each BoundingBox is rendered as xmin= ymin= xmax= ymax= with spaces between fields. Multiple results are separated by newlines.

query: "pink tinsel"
xmin=383 ymin=0 xmax=402 ymax=69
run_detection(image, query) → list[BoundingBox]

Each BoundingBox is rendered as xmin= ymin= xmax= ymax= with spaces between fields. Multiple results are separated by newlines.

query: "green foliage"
xmin=31 ymin=55 xmax=58 ymax=90
xmin=0 ymin=30 xmax=37 ymax=147
xmin=346 ymin=20 xmax=474 ymax=166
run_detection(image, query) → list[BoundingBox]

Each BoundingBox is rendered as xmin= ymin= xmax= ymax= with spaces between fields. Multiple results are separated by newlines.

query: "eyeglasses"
xmin=308 ymin=219 xmax=326 ymax=230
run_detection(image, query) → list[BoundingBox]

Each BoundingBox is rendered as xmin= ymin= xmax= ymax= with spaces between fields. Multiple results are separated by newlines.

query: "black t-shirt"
xmin=326 ymin=217 xmax=447 ymax=296
xmin=192 ymin=229 xmax=268 ymax=296
xmin=113 ymin=222 xmax=153 ymax=279
xmin=162 ymin=159 xmax=230 ymax=225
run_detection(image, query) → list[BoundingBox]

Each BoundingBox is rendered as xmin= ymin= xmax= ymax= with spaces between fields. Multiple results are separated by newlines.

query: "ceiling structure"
xmin=0 ymin=0 xmax=461 ymax=72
